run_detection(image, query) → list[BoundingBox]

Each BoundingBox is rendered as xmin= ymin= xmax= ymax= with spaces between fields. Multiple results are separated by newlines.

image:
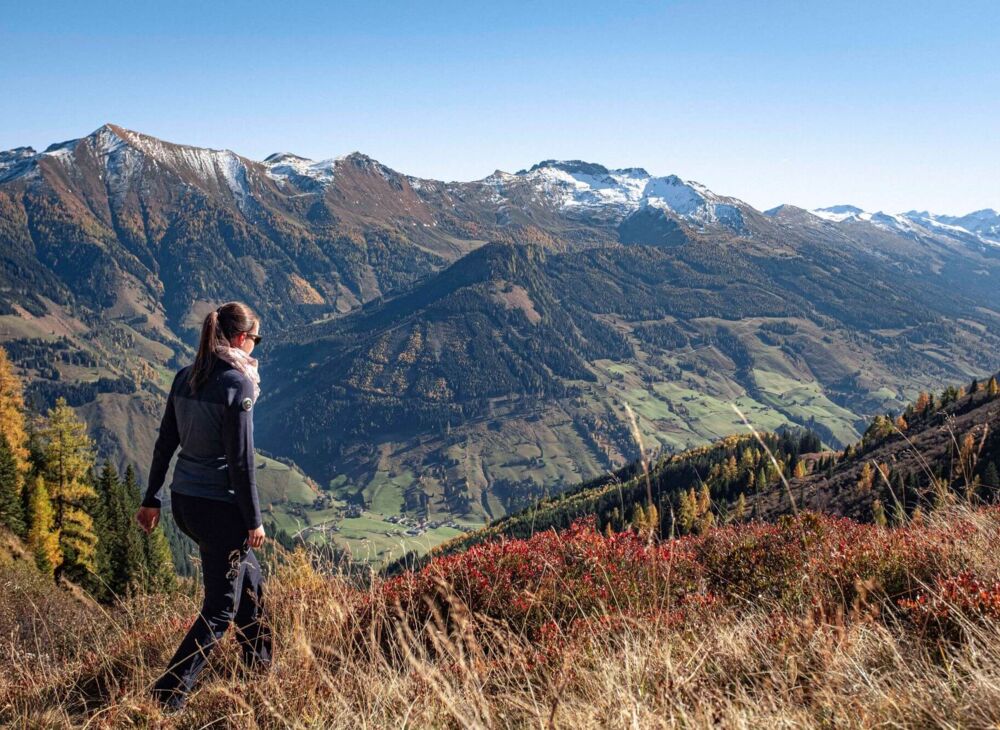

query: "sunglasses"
xmin=244 ymin=332 xmax=263 ymax=345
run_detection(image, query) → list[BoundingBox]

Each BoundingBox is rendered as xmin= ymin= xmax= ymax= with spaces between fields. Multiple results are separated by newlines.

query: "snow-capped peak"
xmin=512 ymin=159 xmax=746 ymax=231
xmin=262 ymin=152 xmax=338 ymax=184
xmin=811 ymin=205 xmax=871 ymax=223
xmin=807 ymin=204 xmax=1000 ymax=248
xmin=0 ymin=146 xmax=38 ymax=182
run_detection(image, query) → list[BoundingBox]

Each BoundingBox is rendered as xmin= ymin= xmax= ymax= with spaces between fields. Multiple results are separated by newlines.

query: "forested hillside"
xmin=418 ymin=374 xmax=1000 ymax=566
xmin=0 ymin=346 xmax=176 ymax=598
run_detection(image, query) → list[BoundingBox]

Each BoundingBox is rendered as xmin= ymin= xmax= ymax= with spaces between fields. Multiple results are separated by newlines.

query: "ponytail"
xmin=189 ymin=302 xmax=257 ymax=394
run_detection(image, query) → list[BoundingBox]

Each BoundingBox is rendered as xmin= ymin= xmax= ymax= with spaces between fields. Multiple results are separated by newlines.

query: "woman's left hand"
xmin=136 ymin=506 xmax=160 ymax=534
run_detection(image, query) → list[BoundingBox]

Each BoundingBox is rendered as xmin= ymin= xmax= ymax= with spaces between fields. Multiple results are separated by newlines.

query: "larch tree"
xmin=733 ymin=492 xmax=747 ymax=522
xmin=645 ymin=502 xmax=659 ymax=539
xmin=37 ymin=397 xmax=98 ymax=582
xmin=631 ymin=503 xmax=647 ymax=532
xmin=677 ymin=489 xmax=697 ymax=534
xmin=695 ymin=484 xmax=715 ymax=533
xmin=27 ymin=475 xmax=61 ymax=575
xmin=872 ymin=498 xmax=888 ymax=528
xmin=0 ymin=347 xmax=30 ymax=482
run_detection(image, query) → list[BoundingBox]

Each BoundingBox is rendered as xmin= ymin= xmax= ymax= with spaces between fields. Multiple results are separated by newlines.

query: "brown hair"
xmin=189 ymin=301 xmax=258 ymax=394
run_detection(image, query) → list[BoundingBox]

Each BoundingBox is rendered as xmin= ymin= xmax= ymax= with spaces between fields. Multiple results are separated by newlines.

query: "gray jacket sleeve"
xmin=222 ymin=374 xmax=262 ymax=530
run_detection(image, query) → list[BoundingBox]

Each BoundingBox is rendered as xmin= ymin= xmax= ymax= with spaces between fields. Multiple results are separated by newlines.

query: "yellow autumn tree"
xmin=677 ymin=489 xmax=697 ymax=534
xmin=957 ymin=432 xmax=979 ymax=484
xmin=0 ymin=346 xmax=29 ymax=481
xmin=857 ymin=462 xmax=875 ymax=492
xmin=695 ymin=484 xmax=715 ymax=533
xmin=733 ymin=492 xmax=747 ymax=522
xmin=37 ymin=398 xmax=97 ymax=579
xmin=645 ymin=503 xmax=660 ymax=539
xmin=27 ymin=475 xmax=61 ymax=575
xmin=872 ymin=498 xmax=888 ymax=528
xmin=989 ymin=377 xmax=1000 ymax=398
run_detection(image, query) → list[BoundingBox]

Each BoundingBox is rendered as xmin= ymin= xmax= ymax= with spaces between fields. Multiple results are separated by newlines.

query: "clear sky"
xmin=1 ymin=0 xmax=997 ymax=214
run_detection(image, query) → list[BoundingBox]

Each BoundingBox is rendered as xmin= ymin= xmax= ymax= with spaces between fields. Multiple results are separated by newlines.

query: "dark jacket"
xmin=142 ymin=359 xmax=262 ymax=530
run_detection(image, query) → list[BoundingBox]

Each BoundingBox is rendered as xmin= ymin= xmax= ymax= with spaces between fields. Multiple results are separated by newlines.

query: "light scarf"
xmin=214 ymin=345 xmax=261 ymax=401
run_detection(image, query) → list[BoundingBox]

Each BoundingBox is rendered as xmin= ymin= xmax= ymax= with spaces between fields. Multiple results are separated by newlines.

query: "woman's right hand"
xmin=247 ymin=525 xmax=266 ymax=550
xmin=136 ymin=506 xmax=160 ymax=534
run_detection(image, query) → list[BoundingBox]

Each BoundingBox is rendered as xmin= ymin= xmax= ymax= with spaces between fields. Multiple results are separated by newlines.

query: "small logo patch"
xmin=241 ymin=397 xmax=253 ymax=411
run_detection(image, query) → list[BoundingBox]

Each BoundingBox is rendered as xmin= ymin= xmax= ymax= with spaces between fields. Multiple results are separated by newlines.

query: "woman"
xmin=136 ymin=301 xmax=272 ymax=711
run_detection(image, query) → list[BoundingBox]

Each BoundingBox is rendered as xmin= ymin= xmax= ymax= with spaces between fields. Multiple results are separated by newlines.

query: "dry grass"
xmin=5 ymin=506 xmax=1000 ymax=729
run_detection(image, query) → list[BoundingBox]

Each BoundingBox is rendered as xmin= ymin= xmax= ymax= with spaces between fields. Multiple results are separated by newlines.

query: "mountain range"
xmin=1 ymin=124 xmax=997 ymax=562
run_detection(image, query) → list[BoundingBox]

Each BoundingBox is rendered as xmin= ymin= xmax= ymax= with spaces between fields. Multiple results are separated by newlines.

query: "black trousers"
xmin=152 ymin=491 xmax=272 ymax=704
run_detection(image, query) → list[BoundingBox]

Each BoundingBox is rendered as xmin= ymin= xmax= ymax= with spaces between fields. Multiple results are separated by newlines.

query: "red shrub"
xmin=375 ymin=519 xmax=704 ymax=639
xmin=364 ymin=509 xmax=1000 ymax=650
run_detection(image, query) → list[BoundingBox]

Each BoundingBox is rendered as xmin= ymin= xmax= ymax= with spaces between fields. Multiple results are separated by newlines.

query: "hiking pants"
xmin=152 ymin=491 xmax=272 ymax=703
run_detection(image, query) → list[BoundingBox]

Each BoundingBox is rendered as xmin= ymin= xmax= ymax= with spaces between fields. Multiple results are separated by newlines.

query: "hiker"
xmin=136 ymin=301 xmax=272 ymax=711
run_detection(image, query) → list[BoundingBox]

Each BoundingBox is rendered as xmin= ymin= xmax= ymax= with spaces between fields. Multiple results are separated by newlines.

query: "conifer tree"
xmin=857 ymin=462 xmax=874 ymax=492
xmin=0 ymin=433 xmax=25 ymax=536
xmin=91 ymin=462 xmax=143 ymax=597
xmin=27 ymin=475 xmax=61 ymax=575
xmin=631 ymin=503 xmax=647 ymax=532
xmin=111 ymin=465 xmax=146 ymax=595
xmin=0 ymin=347 xmax=29 ymax=482
xmin=125 ymin=465 xmax=175 ymax=591
xmin=677 ymin=489 xmax=697 ymax=534
xmin=733 ymin=492 xmax=747 ymax=522
xmin=645 ymin=502 xmax=659 ymax=538
xmin=872 ymin=498 xmax=887 ymax=527
xmin=755 ymin=467 xmax=767 ymax=491
xmin=697 ymin=483 xmax=711 ymax=515
xmin=695 ymin=484 xmax=715 ymax=533
xmin=92 ymin=462 xmax=117 ymax=598
xmin=989 ymin=376 xmax=1000 ymax=399
xmin=37 ymin=398 xmax=98 ymax=582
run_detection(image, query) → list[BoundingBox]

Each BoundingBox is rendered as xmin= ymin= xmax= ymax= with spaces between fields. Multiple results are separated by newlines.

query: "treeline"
xmin=388 ymin=428 xmax=825 ymax=573
xmin=0 ymin=347 xmax=174 ymax=601
xmin=26 ymin=376 xmax=137 ymax=411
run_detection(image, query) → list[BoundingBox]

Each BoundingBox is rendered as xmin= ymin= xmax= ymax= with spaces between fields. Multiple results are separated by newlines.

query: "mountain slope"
xmin=1 ymin=125 xmax=998 ymax=559
xmin=259 ymin=229 xmax=1000 ymax=541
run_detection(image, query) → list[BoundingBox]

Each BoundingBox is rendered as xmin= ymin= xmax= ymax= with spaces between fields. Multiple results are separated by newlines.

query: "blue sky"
xmin=1 ymin=0 xmax=997 ymax=213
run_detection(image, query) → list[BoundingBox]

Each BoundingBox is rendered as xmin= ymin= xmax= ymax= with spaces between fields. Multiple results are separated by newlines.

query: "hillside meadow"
xmin=6 ymin=503 xmax=1000 ymax=728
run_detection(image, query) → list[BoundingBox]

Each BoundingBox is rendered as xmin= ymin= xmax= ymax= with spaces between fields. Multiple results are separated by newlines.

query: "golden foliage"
xmin=0 ymin=347 xmax=29 ymax=479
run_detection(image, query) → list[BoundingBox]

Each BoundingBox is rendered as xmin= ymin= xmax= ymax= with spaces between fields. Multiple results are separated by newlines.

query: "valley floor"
xmin=5 ymin=504 xmax=1000 ymax=728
